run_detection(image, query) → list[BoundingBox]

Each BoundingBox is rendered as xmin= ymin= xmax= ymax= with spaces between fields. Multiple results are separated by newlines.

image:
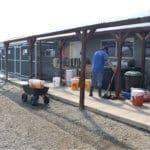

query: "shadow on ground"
xmin=0 ymin=83 xmax=134 ymax=150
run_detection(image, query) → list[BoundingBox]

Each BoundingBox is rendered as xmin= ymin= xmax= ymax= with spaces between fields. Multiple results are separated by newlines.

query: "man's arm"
xmin=107 ymin=59 xmax=117 ymax=73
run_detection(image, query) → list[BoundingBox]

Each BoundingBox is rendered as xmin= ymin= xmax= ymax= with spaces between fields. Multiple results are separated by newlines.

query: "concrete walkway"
xmin=4 ymin=77 xmax=150 ymax=132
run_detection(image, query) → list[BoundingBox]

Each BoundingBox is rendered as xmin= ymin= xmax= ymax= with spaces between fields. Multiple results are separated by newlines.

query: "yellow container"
xmin=71 ymin=78 xmax=79 ymax=90
xmin=85 ymin=79 xmax=91 ymax=91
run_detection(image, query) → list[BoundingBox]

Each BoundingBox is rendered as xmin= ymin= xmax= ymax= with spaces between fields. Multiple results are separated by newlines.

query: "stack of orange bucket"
xmin=132 ymin=95 xmax=144 ymax=106
xmin=131 ymin=88 xmax=144 ymax=106
xmin=85 ymin=79 xmax=91 ymax=91
xmin=71 ymin=78 xmax=79 ymax=90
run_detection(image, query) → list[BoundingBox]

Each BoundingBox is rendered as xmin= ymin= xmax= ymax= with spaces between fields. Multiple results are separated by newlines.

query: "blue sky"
xmin=0 ymin=0 xmax=150 ymax=41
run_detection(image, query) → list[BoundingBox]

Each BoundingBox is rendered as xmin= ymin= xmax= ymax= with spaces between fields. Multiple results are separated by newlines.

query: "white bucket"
xmin=53 ymin=77 xmax=60 ymax=87
xmin=66 ymin=70 xmax=74 ymax=86
xmin=131 ymin=88 xmax=145 ymax=99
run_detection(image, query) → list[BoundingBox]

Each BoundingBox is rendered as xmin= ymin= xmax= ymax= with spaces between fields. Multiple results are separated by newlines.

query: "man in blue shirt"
xmin=89 ymin=47 xmax=115 ymax=97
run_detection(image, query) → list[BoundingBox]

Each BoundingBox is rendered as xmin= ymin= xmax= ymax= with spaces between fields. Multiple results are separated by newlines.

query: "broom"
xmin=102 ymin=71 xmax=116 ymax=99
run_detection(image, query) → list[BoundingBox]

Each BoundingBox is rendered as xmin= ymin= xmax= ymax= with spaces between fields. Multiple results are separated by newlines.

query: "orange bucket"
xmin=132 ymin=95 xmax=144 ymax=106
xmin=85 ymin=79 xmax=91 ymax=91
xmin=28 ymin=79 xmax=45 ymax=89
xmin=71 ymin=78 xmax=79 ymax=90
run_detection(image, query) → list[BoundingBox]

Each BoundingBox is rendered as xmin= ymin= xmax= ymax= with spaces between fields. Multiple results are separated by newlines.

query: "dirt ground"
xmin=0 ymin=81 xmax=149 ymax=150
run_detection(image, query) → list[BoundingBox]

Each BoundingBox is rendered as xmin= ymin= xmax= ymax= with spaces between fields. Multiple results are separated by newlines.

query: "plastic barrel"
xmin=71 ymin=78 xmax=79 ymax=90
xmin=124 ymin=71 xmax=142 ymax=92
xmin=85 ymin=79 xmax=91 ymax=91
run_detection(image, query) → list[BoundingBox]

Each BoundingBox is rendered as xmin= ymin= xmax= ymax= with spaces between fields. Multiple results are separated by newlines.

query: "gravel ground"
xmin=0 ymin=81 xmax=149 ymax=150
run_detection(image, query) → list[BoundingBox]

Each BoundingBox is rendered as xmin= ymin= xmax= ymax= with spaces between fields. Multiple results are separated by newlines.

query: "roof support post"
xmin=79 ymin=29 xmax=95 ymax=110
xmin=79 ymin=29 xmax=87 ymax=110
xmin=116 ymin=39 xmax=123 ymax=97
xmin=4 ymin=42 xmax=9 ymax=81
xmin=112 ymin=32 xmax=129 ymax=97
xmin=27 ymin=37 xmax=36 ymax=79
xmin=59 ymin=40 xmax=66 ymax=85
xmin=136 ymin=32 xmax=150 ymax=87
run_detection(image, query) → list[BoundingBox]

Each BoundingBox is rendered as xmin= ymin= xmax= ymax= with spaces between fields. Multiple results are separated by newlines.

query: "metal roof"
xmin=3 ymin=16 xmax=150 ymax=43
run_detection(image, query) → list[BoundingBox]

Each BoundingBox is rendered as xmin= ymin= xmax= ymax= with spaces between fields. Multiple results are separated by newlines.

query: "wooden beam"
xmin=136 ymin=33 xmax=144 ymax=40
xmin=79 ymin=29 xmax=87 ymax=110
xmin=112 ymin=32 xmax=129 ymax=97
xmin=79 ymin=29 xmax=96 ymax=110
xmin=28 ymin=27 xmax=150 ymax=45
xmin=115 ymin=39 xmax=123 ymax=97
xmin=122 ymin=31 xmax=130 ymax=42
xmin=79 ymin=28 xmax=96 ymax=110
xmin=111 ymin=32 xmax=121 ymax=41
xmin=145 ymin=32 xmax=150 ymax=40
xmin=86 ymin=29 xmax=96 ymax=41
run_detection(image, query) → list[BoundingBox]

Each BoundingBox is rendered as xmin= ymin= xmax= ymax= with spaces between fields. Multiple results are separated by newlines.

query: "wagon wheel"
xmin=43 ymin=96 xmax=49 ymax=104
xmin=22 ymin=93 xmax=28 ymax=102
xmin=31 ymin=95 xmax=39 ymax=106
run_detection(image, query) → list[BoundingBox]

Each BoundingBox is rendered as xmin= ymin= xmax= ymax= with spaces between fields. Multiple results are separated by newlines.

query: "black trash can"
xmin=124 ymin=71 xmax=142 ymax=92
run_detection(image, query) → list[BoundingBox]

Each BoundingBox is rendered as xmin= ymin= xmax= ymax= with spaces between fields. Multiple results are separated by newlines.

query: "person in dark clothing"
xmin=89 ymin=47 xmax=115 ymax=97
